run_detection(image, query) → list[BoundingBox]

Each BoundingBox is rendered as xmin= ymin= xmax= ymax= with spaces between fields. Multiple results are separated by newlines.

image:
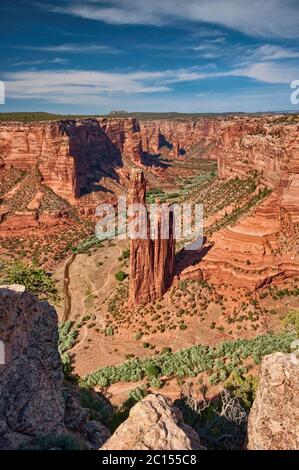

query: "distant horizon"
xmin=0 ymin=109 xmax=298 ymax=118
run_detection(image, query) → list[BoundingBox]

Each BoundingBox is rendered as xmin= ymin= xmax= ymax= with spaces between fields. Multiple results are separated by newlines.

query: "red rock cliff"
xmin=0 ymin=118 xmax=144 ymax=203
xmin=140 ymin=119 xmax=219 ymax=158
xmin=128 ymin=169 xmax=175 ymax=305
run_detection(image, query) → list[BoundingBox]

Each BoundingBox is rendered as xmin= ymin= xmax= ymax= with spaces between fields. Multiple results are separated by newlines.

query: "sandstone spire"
xmin=128 ymin=169 xmax=175 ymax=305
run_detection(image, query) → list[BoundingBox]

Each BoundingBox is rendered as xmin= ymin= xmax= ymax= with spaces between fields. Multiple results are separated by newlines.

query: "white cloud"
xmin=11 ymin=58 xmax=69 ymax=66
xmin=251 ymin=45 xmax=299 ymax=61
xmin=10 ymin=43 xmax=120 ymax=54
xmin=231 ymin=61 xmax=299 ymax=84
xmin=3 ymin=61 xmax=298 ymax=105
xmin=43 ymin=0 xmax=299 ymax=38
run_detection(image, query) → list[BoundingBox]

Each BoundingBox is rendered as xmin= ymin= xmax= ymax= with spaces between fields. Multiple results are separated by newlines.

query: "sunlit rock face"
xmin=101 ymin=394 xmax=205 ymax=450
xmin=128 ymin=169 xmax=175 ymax=305
xmin=248 ymin=352 xmax=299 ymax=450
xmin=0 ymin=118 xmax=144 ymax=203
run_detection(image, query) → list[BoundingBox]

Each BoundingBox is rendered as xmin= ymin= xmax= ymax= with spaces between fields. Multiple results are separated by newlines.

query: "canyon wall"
xmin=0 ymin=118 xmax=143 ymax=203
xmin=199 ymin=118 xmax=299 ymax=287
xmin=140 ymin=119 xmax=220 ymax=158
xmin=1 ymin=115 xmax=297 ymax=204
xmin=128 ymin=169 xmax=175 ymax=305
xmin=1 ymin=115 xmax=298 ymax=287
xmin=0 ymin=284 xmax=65 ymax=448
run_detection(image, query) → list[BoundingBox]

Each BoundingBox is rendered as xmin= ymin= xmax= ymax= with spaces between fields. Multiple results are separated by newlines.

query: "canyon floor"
xmin=49 ymin=155 xmax=298 ymax=406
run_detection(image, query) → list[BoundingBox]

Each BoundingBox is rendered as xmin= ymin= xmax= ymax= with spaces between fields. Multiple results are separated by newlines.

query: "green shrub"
xmin=224 ymin=372 xmax=258 ymax=410
xmin=145 ymin=363 xmax=161 ymax=379
xmin=115 ymin=271 xmax=128 ymax=282
xmin=127 ymin=384 xmax=148 ymax=403
xmin=58 ymin=321 xmax=79 ymax=355
xmin=105 ymin=326 xmax=114 ymax=336
xmin=150 ymin=377 xmax=163 ymax=389
xmin=0 ymin=261 xmax=57 ymax=301
xmin=283 ymin=310 xmax=299 ymax=336
xmin=73 ymin=237 xmax=102 ymax=254
xmin=58 ymin=321 xmax=79 ymax=377
xmin=122 ymin=248 xmax=130 ymax=259
xmin=80 ymin=332 xmax=295 ymax=390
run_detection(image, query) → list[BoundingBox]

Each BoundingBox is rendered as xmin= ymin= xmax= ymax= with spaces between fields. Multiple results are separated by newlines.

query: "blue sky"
xmin=1 ymin=0 xmax=299 ymax=114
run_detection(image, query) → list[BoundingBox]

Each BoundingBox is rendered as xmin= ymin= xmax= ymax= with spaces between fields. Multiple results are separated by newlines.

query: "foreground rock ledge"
xmin=0 ymin=285 xmax=110 ymax=450
xmin=101 ymin=394 xmax=204 ymax=450
xmin=248 ymin=352 xmax=299 ymax=450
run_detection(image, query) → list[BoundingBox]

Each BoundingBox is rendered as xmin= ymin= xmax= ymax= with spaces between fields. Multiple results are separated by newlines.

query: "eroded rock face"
xmin=128 ymin=169 xmax=175 ymax=305
xmin=0 ymin=118 xmax=143 ymax=203
xmin=0 ymin=285 xmax=65 ymax=449
xmin=0 ymin=285 xmax=110 ymax=450
xmin=101 ymin=394 xmax=204 ymax=450
xmin=140 ymin=119 xmax=219 ymax=158
xmin=98 ymin=117 xmax=143 ymax=166
xmin=247 ymin=352 xmax=299 ymax=450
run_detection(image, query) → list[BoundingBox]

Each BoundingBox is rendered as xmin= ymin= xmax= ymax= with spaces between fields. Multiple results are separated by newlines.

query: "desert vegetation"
xmin=80 ymin=331 xmax=295 ymax=389
xmin=0 ymin=260 xmax=58 ymax=301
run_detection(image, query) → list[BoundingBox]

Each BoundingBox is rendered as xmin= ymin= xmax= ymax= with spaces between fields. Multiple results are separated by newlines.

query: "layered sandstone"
xmin=140 ymin=119 xmax=220 ymax=158
xmin=199 ymin=119 xmax=299 ymax=287
xmin=248 ymin=352 xmax=299 ymax=450
xmin=128 ymin=169 xmax=175 ymax=305
xmin=0 ymin=118 xmax=143 ymax=203
xmin=98 ymin=117 xmax=143 ymax=166
xmin=101 ymin=394 xmax=204 ymax=450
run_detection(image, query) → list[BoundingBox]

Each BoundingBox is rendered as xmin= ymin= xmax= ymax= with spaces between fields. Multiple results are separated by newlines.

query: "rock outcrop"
xmin=128 ymin=169 xmax=175 ymax=305
xmin=0 ymin=118 xmax=143 ymax=204
xmin=199 ymin=118 xmax=299 ymax=288
xmin=98 ymin=117 xmax=143 ymax=166
xmin=101 ymin=394 xmax=204 ymax=450
xmin=0 ymin=285 xmax=110 ymax=449
xmin=0 ymin=285 xmax=65 ymax=448
xmin=247 ymin=352 xmax=299 ymax=450
xmin=140 ymin=119 xmax=219 ymax=158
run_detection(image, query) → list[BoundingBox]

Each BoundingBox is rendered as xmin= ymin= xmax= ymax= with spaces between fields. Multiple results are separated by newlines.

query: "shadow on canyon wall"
xmin=174 ymin=237 xmax=212 ymax=277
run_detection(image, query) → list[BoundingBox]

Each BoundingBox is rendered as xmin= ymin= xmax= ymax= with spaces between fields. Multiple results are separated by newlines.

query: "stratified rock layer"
xmin=101 ymin=394 xmax=204 ymax=450
xmin=140 ymin=119 xmax=219 ymax=158
xmin=0 ymin=118 xmax=143 ymax=203
xmin=128 ymin=169 xmax=175 ymax=305
xmin=247 ymin=352 xmax=299 ymax=450
xmin=200 ymin=119 xmax=299 ymax=287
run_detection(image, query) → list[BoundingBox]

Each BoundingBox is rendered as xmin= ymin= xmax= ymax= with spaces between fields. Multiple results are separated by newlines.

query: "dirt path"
xmin=71 ymin=244 xmax=123 ymax=351
xmin=62 ymin=253 xmax=77 ymax=322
